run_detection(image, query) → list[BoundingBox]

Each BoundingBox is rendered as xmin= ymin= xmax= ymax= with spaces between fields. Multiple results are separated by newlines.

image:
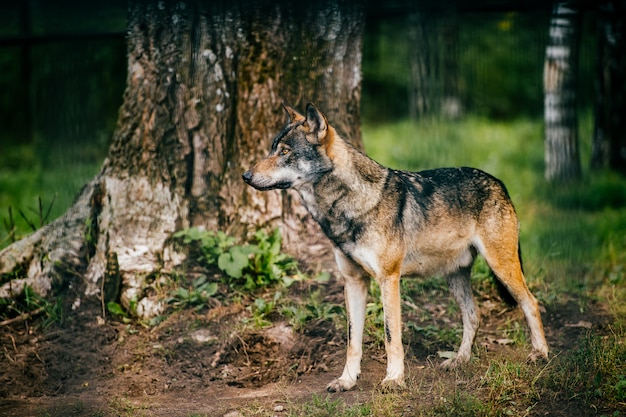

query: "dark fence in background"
xmin=0 ymin=1 xmax=599 ymax=149
xmin=0 ymin=0 xmax=126 ymax=162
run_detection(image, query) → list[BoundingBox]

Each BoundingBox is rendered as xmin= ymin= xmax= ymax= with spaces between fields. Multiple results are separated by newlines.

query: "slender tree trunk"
xmin=440 ymin=10 xmax=462 ymax=120
xmin=0 ymin=0 xmax=364 ymax=318
xmin=407 ymin=6 xmax=460 ymax=121
xmin=543 ymin=2 xmax=581 ymax=182
xmin=407 ymin=10 xmax=436 ymax=119
xmin=591 ymin=12 xmax=609 ymax=170
xmin=591 ymin=0 xmax=626 ymax=173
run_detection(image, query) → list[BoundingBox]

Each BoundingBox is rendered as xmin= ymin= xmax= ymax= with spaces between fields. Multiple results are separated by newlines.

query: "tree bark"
xmin=591 ymin=0 xmax=626 ymax=174
xmin=543 ymin=2 xmax=582 ymax=183
xmin=0 ymin=0 xmax=364 ymax=318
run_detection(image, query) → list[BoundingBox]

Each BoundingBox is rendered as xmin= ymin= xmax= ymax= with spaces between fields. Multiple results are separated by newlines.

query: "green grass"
xmin=0 ymin=142 xmax=104 ymax=249
xmin=287 ymin=394 xmax=372 ymax=417
xmin=543 ymin=328 xmax=626 ymax=406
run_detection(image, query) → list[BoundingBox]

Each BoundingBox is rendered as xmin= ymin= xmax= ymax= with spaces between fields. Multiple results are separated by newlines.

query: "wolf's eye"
xmin=280 ymin=148 xmax=290 ymax=156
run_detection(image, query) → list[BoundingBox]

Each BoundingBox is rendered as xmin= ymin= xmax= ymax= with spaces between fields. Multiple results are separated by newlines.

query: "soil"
xmin=0 ymin=275 xmax=615 ymax=417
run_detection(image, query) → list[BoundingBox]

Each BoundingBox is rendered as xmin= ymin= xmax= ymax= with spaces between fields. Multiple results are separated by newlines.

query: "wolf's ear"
xmin=282 ymin=101 xmax=305 ymax=124
xmin=305 ymin=103 xmax=328 ymax=144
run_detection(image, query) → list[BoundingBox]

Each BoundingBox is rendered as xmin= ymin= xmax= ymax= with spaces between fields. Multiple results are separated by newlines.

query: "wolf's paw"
xmin=526 ymin=348 xmax=549 ymax=363
xmin=327 ymin=377 xmax=357 ymax=392
xmin=380 ymin=375 xmax=405 ymax=392
xmin=439 ymin=354 xmax=469 ymax=370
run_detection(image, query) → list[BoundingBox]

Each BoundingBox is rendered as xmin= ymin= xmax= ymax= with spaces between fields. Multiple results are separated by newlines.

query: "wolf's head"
xmin=242 ymin=103 xmax=335 ymax=191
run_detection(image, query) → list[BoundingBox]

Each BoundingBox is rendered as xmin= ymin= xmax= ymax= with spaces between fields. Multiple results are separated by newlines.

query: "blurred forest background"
xmin=0 ymin=0 xmax=623 ymax=265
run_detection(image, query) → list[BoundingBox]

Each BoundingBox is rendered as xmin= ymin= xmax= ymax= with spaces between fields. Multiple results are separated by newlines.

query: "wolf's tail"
xmin=492 ymin=242 xmax=523 ymax=307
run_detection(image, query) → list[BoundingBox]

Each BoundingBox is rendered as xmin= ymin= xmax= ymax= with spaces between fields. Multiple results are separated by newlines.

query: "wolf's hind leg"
xmin=441 ymin=265 xmax=479 ymax=369
xmin=475 ymin=235 xmax=549 ymax=361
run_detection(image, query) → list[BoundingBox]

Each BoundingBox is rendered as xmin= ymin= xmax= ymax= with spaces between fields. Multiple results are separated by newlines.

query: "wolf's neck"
xmin=298 ymin=134 xmax=388 ymax=221
xmin=329 ymin=135 xmax=388 ymax=193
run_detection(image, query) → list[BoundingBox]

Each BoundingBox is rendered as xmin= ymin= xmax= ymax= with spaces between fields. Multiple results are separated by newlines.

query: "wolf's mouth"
xmin=272 ymin=181 xmax=292 ymax=190
xmin=242 ymin=171 xmax=291 ymax=191
xmin=250 ymin=181 xmax=291 ymax=191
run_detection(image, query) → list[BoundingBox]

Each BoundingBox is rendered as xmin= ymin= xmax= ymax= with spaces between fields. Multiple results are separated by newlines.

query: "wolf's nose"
xmin=242 ymin=170 xmax=253 ymax=184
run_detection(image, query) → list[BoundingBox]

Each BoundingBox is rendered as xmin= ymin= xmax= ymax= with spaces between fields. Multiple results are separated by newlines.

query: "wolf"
xmin=242 ymin=103 xmax=549 ymax=392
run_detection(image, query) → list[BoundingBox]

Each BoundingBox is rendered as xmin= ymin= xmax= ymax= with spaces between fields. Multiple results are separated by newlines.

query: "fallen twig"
xmin=0 ymin=306 xmax=46 ymax=327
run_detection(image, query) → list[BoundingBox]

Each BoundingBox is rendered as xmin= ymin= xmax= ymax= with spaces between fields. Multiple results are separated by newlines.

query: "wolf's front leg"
xmin=327 ymin=253 xmax=369 ymax=392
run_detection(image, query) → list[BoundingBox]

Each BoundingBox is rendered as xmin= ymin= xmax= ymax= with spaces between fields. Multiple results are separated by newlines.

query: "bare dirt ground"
xmin=0 ymin=276 xmax=613 ymax=417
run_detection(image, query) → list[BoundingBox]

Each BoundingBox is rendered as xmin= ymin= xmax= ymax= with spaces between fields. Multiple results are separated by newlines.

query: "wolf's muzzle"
xmin=242 ymin=170 xmax=253 ymax=185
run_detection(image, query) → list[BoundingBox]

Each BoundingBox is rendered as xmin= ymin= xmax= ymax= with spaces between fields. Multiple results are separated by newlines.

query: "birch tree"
xmin=543 ymin=2 xmax=581 ymax=182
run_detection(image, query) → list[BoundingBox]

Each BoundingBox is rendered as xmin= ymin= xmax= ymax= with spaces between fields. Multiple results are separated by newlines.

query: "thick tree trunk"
xmin=0 ymin=0 xmax=364 ymax=318
xmin=591 ymin=0 xmax=626 ymax=173
xmin=543 ymin=2 xmax=581 ymax=182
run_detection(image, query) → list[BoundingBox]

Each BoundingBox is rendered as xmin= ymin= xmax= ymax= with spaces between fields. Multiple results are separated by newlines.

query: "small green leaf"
xmin=218 ymin=246 xmax=250 ymax=279
xmin=203 ymin=282 xmax=218 ymax=297
xmin=176 ymin=288 xmax=189 ymax=298
xmin=192 ymin=275 xmax=208 ymax=288
xmin=269 ymin=228 xmax=282 ymax=255
xmin=282 ymin=275 xmax=296 ymax=287
xmin=107 ymin=301 xmax=126 ymax=316
xmin=314 ymin=271 xmax=331 ymax=283
xmin=254 ymin=297 xmax=267 ymax=311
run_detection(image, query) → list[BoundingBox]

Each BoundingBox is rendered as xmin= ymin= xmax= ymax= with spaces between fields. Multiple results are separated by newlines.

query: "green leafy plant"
xmin=245 ymin=292 xmax=282 ymax=328
xmin=1 ymin=196 xmax=57 ymax=249
xmin=106 ymin=296 xmax=139 ymax=321
xmin=174 ymin=227 xmax=300 ymax=292
xmin=166 ymin=275 xmax=218 ymax=310
xmin=106 ymin=301 xmax=128 ymax=319
xmin=217 ymin=244 xmax=256 ymax=283
xmin=173 ymin=228 xmax=236 ymax=266
xmin=220 ymin=228 xmax=300 ymax=291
